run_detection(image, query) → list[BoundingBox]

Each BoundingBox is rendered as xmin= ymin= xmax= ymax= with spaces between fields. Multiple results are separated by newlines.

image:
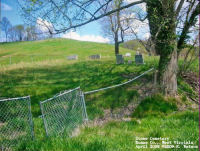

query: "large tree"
xmin=18 ymin=0 xmax=199 ymax=96
xmin=146 ymin=0 xmax=199 ymax=95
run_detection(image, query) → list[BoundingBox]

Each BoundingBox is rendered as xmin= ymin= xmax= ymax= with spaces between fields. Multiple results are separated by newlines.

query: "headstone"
xmin=128 ymin=60 xmax=132 ymax=64
xmin=67 ymin=55 xmax=78 ymax=60
xmin=116 ymin=54 xmax=124 ymax=64
xmin=124 ymin=53 xmax=131 ymax=57
xmin=135 ymin=54 xmax=144 ymax=64
xmin=89 ymin=54 xmax=101 ymax=59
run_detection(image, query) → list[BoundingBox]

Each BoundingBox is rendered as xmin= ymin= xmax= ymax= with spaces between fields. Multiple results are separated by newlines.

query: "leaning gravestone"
xmin=67 ymin=55 xmax=78 ymax=60
xmin=116 ymin=54 xmax=124 ymax=64
xmin=135 ymin=54 xmax=144 ymax=64
xmin=89 ymin=54 xmax=101 ymax=59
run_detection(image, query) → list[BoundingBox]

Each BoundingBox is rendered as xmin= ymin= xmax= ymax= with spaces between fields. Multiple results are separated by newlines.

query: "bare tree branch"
xmin=175 ymin=0 xmax=185 ymax=18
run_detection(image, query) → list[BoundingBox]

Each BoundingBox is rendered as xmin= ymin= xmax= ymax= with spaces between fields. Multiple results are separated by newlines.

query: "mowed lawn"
xmin=0 ymin=39 xmax=198 ymax=151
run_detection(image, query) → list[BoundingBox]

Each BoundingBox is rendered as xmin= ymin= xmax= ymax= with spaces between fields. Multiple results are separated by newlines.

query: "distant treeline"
xmin=0 ymin=17 xmax=53 ymax=43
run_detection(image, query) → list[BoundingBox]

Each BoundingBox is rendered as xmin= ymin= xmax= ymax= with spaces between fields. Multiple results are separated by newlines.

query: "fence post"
xmin=80 ymin=91 xmax=88 ymax=122
xmin=154 ymin=69 xmax=158 ymax=86
xmin=9 ymin=56 xmax=12 ymax=65
xmin=27 ymin=96 xmax=35 ymax=139
xmin=31 ymin=55 xmax=33 ymax=63
xmin=40 ymin=102 xmax=49 ymax=137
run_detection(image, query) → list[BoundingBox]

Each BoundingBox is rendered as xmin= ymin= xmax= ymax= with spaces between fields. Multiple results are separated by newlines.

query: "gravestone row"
xmin=116 ymin=53 xmax=144 ymax=65
xmin=67 ymin=54 xmax=101 ymax=60
xmin=66 ymin=53 xmax=144 ymax=65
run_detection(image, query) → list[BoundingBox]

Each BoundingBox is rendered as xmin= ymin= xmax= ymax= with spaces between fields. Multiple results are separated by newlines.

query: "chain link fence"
xmin=0 ymin=96 xmax=34 ymax=150
xmin=40 ymin=87 xmax=88 ymax=137
xmin=0 ymin=68 xmax=154 ymax=149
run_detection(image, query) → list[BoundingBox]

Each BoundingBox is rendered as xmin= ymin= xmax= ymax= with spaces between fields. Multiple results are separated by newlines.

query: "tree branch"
xmin=175 ymin=0 xmax=185 ymax=18
xmin=55 ymin=0 xmax=145 ymax=34
xmin=177 ymin=3 xmax=199 ymax=52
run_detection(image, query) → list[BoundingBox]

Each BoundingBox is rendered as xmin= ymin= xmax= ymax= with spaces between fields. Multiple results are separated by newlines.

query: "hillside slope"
xmin=0 ymin=38 xmax=137 ymax=65
xmin=0 ymin=39 xmax=198 ymax=151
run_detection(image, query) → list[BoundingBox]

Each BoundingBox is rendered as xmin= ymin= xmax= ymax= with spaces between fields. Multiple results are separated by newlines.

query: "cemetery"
xmin=0 ymin=38 xmax=198 ymax=151
xmin=0 ymin=0 xmax=198 ymax=150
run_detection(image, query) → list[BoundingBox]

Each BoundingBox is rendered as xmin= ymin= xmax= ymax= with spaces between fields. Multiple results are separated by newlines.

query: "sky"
xmin=1 ymin=0 xmax=198 ymax=44
xmin=0 ymin=0 xmax=111 ymax=43
xmin=0 ymin=0 xmax=198 ymax=46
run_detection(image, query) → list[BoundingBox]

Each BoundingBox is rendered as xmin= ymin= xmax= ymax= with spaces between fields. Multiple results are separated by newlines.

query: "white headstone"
xmin=67 ymin=55 xmax=78 ymax=60
xmin=124 ymin=53 xmax=131 ymax=57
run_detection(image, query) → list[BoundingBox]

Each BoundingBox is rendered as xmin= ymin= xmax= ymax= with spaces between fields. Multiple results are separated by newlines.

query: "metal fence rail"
xmin=40 ymin=87 xmax=88 ymax=137
xmin=84 ymin=68 xmax=154 ymax=95
xmin=0 ymin=96 xmax=34 ymax=150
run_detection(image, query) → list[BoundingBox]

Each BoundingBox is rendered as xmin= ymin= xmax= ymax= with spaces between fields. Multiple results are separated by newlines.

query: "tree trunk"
xmin=5 ymin=34 xmax=8 ymax=42
xmin=159 ymin=49 xmax=177 ymax=96
xmin=147 ymin=0 xmax=177 ymax=96
xmin=114 ymin=34 xmax=119 ymax=55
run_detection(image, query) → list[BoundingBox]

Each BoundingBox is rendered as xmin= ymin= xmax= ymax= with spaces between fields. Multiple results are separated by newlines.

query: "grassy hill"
xmin=120 ymin=39 xmax=147 ymax=54
xmin=0 ymin=38 xmax=136 ymax=65
xmin=0 ymin=39 xmax=198 ymax=151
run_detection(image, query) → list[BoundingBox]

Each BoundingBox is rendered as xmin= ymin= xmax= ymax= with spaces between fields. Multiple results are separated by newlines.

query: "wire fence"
xmin=84 ymin=68 xmax=154 ymax=95
xmin=40 ymin=87 xmax=88 ymax=137
xmin=0 ymin=96 xmax=34 ymax=151
xmin=83 ymin=68 xmax=156 ymax=120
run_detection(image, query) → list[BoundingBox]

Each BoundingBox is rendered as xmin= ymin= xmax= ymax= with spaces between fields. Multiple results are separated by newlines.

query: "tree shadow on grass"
xmin=0 ymin=60 xmax=152 ymax=117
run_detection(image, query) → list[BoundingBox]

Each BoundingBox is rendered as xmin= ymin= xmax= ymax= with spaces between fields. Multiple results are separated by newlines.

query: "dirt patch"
xmin=86 ymin=81 xmax=157 ymax=127
xmin=173 ymin=95 xmax=198 ymax=111
xmin=181 ymin=72 xmax=198 ymax=92
xmin=72 ymin=80 xmax=198 ymax=137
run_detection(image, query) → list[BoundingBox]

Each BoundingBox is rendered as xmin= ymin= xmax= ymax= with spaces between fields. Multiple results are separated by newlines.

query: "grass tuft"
xmin=132 ymin=94 xmax=178 ymax=118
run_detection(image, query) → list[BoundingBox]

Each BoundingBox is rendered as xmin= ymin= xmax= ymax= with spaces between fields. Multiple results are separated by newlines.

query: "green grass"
xmin=0 ymin=38 xmax=143 ymax=65
xmin=178 ymin=59 xmax=198 ymax=75
xmin=16 ymin=111 xmax=199 ymax=151
xmin=0 ymin=39 xmax=157 ymax=117
xmin=132 ymin=94 xmax=178 ymax=118
xmin=0 ymin=38 xmax=198 ymax=150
